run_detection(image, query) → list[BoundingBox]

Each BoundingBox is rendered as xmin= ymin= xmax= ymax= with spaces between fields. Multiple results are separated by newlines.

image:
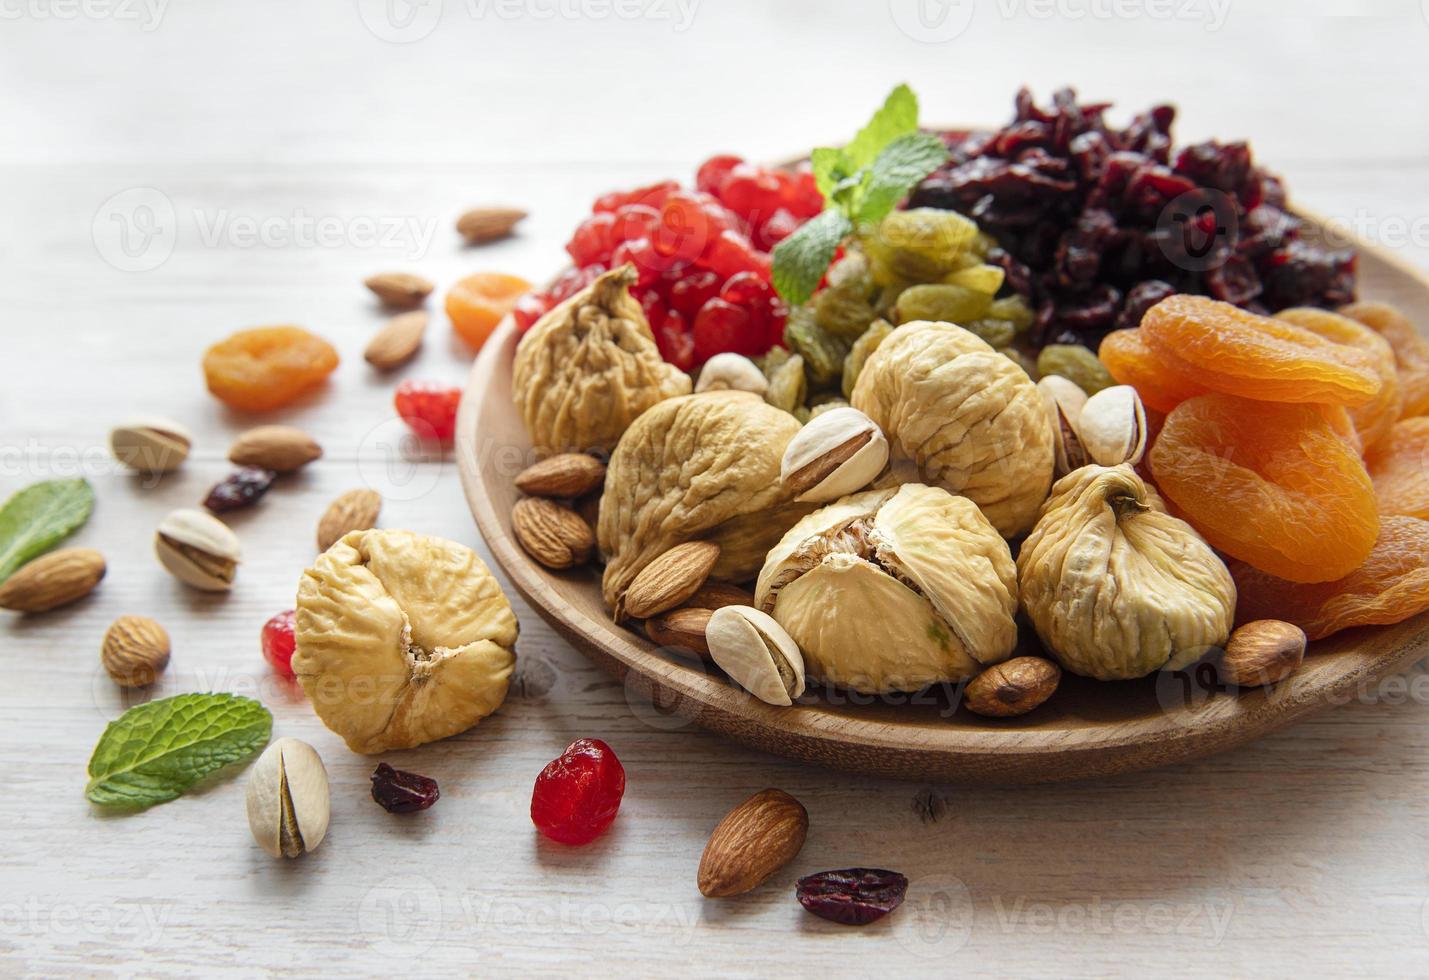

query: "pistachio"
xmin=154 ymin=509 xmax=241 ymax=592
xmin=706 ymin=605 xmax=805 ymax=706
xmin=1077 ymin=385 xmax=1147 ymax=468
xmin=109 ymin=416 xmax=192 ymax=474
xmin=100 ymin=615 xmax=170 ymax=688
xmin=245 ymin=738 xmax=330 ymax=859
xmin=1220 ymin=619 xmax=1306 ymax=687
xmin=780 ymin=406 xmax=888 ymax=503
xmin=695 ymin=353 xmax=769 ymax=396
xmin=1037 ymin=376 xmax=1089 ymax=476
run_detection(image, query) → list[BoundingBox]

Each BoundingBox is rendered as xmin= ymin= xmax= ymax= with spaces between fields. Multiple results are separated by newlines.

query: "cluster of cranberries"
xmin=511 ymin=157 xmax=824 ymax=370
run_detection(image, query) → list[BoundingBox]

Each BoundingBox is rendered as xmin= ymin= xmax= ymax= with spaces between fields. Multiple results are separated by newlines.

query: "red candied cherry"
xmin=753 ymin=207 xmax=801 ymax=251
xmin=667 ymin=268 xmax=722 ymax=318
xmin=530 ymin=738 xmax=626 ymax=845
xmin=654 ymin=192 xmax=718 ymax=263
xmin=696 ymin=154 xmax=743 ymax=196
xmin=719 ymin=270 xmax=774 ymax=309
xmin=610 ymin=204 xmax=661 ymax=245
xmin=394 ymin=380 xmax=461 ymax=441
xmin=610 ymin=237 xmax=671 ymax=288
xmin=548 ymin=263 xmax=606 ymax=303
xmin=778 ymin=167 xmax=825 ymax=218
xmin=261 ymin=610 xmax=297 ymax=680
xmin=635 ymin=287 xmax=666 ymax=326
xmin=718 ymin=163 xmax=785 ymax=221
xmin=654 ymin=310 xmax=694 ymax=371
xmin=511 ymin=292 xmax=552 ymax=333
xmin=566 ymin=212 xmax=617 ymax=266
xmin=626 ymin=179 xmax=680 ymax=210
xmin=693 ymin=298 xmax=761 ymax=362
xmin=592 ymin=189 xmax=631 ymax=213
xmin=698 ymin=229 xmax=765 ymax=281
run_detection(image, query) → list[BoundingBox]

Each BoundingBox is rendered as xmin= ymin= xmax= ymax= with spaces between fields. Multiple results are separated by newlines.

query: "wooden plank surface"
xmin=4 ymin=3 xmax=1429 ymax=976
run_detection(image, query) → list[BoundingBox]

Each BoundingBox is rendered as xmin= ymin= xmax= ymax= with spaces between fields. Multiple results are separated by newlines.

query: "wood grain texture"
xmin=6 ymin=4 xmax=1429 ymax=975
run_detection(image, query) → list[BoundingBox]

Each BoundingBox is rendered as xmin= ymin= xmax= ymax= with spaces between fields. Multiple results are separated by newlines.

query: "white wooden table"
xmin=4 ymin=4 xmax=1429 ymax=975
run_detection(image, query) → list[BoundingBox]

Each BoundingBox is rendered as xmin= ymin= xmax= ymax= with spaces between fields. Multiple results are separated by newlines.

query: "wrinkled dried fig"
xmin=513 ymin=264 xmax=691 ymax=455
xmin=1017 ymin=465 xmax=1236 ymax=680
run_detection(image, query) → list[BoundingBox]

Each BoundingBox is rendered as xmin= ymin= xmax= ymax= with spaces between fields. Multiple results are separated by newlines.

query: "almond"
xmin=229 ymin=425 xmax=323 ymax=472
xmin=645 ymin=607 xmax=713 ymax=661
xmin=621 ymin=541 xmax=721 ymax=620
xmin=456 ymin=206 xmax=527 ymax=245
xmin=317 ymin=489 xmax=382 ymax=552
xmin=512 ymin=498 xmax=594 ymax=570
xmin=964 ymin=656 xmax=1061 ymax=717
xmin=364 ymin=311 xmax=428 ymax=370
xmin=364 ymin=272 xmax=434 ymax=309
xmin=684 ymin=580 xmax=755 ymax=612
xmin=101 ymin=615 xmax=170 ymax=688
xmin=698 ymin=789 xmax=808 ymax=898
xmin=514 ymin=453 xmax=606 ymax=499
xmin=0 ymin=548 xmax=106 ymax=613
xmin=1220 ymin=619 xmax=1306 ymax=687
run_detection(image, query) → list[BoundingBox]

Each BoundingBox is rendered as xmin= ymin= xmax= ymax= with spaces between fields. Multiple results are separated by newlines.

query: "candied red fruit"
xmin=261 ymin=609 xmax=297 ymax=680
xmin=394 ymin=381 xmax=461 ymax=441
xmin=530 ymin=738 xmax=625 ymax=845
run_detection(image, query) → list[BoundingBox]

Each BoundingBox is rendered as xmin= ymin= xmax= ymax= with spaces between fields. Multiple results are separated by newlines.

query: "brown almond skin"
xmin=964 ymin=656 xmax=1061 ymax=717
xmin=0 ymin=548 xmax=106 ymax=613
xmin=364 ymin=311 xmax=428 ymax=370
xmin=512 ymin=498 xmax=594 ymax=570
xmin=456 ymin=206 xmax=527 ymax=244
xmin=698 ymin=789 xmax=808 ymax=898
xmin=1220 ymin=620 xmax=1306 ymax=687
xmin=101 ymin=615 xmax=171 ymax=687
xmin=645 ymin=607 xmax=714 ymax=661
xmin=515 ymin=453 xmax=606 ymax=499
xmin=683 ymin=580 xmax=755 ymax=612
xmin=317 ymin=489 xmax=382 ymax=552
xmin=229 ymin=425 xmax=323 ymax=472
xmin=623 ymin=541 xmax=721 ymax=620
xmin=364 ymin=272 xmax=433 ymax=309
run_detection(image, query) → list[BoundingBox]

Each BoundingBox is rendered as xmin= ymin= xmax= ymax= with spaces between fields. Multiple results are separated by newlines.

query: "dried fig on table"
xmin=1017 ymin=465 xmax=1236 ymax=680
xmin=597 ymin=391 xmax=813 ymax=616
xmin=294 ymin=529 xmax=518 ymax=754
xmin=754 ymin=484 xmax=1018 ymax=695
xmin=512 ymin=264 xmax=691 ymax=455
xmin=850 ymin=320 xmax=1054 ymax=537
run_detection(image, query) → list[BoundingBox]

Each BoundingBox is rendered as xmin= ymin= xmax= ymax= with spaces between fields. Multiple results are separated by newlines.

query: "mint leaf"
xmin=857 ymin=132 xmax=951 ymax=227
xmin=843 ymin=83 xmax=918 ymax=171
xmin=0 ymin=478 xmax=94 ymax=585
xmin=86 ymin=693 xmax=272 ymax=810
xmin=772 ymin=209 xmax=855 ymax=306
xmin=810 ymin=146 xmax=850 ymax=204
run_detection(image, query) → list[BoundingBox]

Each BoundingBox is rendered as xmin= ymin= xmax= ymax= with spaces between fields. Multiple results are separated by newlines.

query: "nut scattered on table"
xmin=644 ymin=607 xmax=714 ymax=660
xmin=228 ymin=425 xmax=323 ymax=472
xmin=246 ymin=738 xmax=330 ymax=859
xmin=515 ymin=453 xmax=607 ymax=499
xmin=364 ymin=311 xmax=428 ymax=370
xmin=364 ymin=271 xmax=434 ymax=309
xmin=316 ymin=488 xmax=382 ymax=552
xmin=100 ymin=615 xmax=170 ymax=687
xmin=705 ymin=605 xmax=805 ymax=706
xmin=1220 ymin=619 xmax=1306 ymax=687
xmin=512 ymin=498 xmax=595 ymax=570
xmin=698 ymin=788 xmax=809 ymax=898
xmin=621 ymin=541 xmax=721 ymax=620
xmin=0 ymin=548 xmax=106 ymax=613
xmin=779 ymin=406 xmax=888 ymax=503
xmin=456 ymin=206 xmax=527 ymax=245
xmin=963 ymin=656 xmax=1061 ymax=717
xmin=109 ymin=416 xmax=192 ymax=474
xmin=154 ymin=508 xmax=240 ymax=592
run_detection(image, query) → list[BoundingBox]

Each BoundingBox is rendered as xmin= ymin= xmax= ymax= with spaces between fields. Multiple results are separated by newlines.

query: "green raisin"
xmin=944 ymin=264 xmax=1005 ymax=295
xmin=1036 ymin=344 xmax=1115 ymax=394
xmin=987 ymin=295 xmax=1035 ymax=333
xmin=793 ymin=406 xmax=812 ymax=425
xmin=865 ymin=208 xmax=979 ymax=282
xmin=842 ymin=319 xmax=895 ymax=398
xmin=765 ymin=354 xmax=807 ymax=413
xmin=894 ymin=284 xmax=992 ymax=325
xmin=757 ymin=346 xmax=791 ymax=380
xmin=785 ymin=310 xmax=850 ymax=387
xmin=813 ymin=287 xmax=877 ymax=339
xmin=962 ymin=319 xmax=1016 ymax=349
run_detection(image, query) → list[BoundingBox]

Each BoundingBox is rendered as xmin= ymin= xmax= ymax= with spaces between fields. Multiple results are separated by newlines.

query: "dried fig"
xmin=513 ymin=264 xmax=690 ymax=455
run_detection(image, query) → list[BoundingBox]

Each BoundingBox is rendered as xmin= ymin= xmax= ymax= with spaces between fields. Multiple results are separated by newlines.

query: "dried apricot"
xmin=1149 ymin=393 xmax=1378 ymax=583
xmin=1274 ymin=307 xmax=1404 ymax=450
xmin=1141 ymin=295 xmax=1382 ymax=407
xmin=1365 ymin=417 xmax=1429 ymax=519
xmin=1229 ymin=516 xmax=1429 ymax=639
xmin=446 ymin=272 xmax=533 ymax=351
xmin=203 ymin=326 xmax=339 ymax=412
xmin=1098 ymin=328 xmax=1207 ymax=413
xmin=1339 ymin=302 xmax=1429 ymax=418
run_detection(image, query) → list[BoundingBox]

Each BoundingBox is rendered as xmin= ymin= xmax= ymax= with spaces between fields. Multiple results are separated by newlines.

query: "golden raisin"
xmin=203 ymin=326 xmax=339 ymax=413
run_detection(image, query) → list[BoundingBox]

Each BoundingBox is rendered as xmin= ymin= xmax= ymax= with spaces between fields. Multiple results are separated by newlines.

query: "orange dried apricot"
xmin=1141 ymin=295 xmax=1382 ymax=407
xmin=1229 ymin=516 xmax=1429 ymax=639
xmin=446 ymin=272 xmax=533 ymax=351
xmin=1149 ymin=393 xmax=1379 ymax=583
xmin=1365 ymin=417 xmax=1429 ymax=519
xmin=1098 ymin=328 xmax=1208 ymax=413
xmin=203 ymin=326 xmax=339 ymax=413
xmin=1274 ymin=307 xmax=1404 ymax=450
xmin=1339 ymin=301 xmax=1429 ymax=418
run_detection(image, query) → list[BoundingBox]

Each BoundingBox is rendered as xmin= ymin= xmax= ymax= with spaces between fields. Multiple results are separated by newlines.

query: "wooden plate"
xmin=457 ymin=211 xmax=1429 ymax=783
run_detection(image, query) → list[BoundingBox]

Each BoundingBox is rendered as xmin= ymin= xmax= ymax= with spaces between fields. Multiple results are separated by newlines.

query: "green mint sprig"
xmin=772 ymin=84 xmax=950 ymax=306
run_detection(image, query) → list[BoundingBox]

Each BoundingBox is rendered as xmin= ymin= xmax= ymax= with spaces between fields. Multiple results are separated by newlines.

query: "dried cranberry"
xmin=795 ymin=869 xmax=909 ymax=926
xmin=530 ymin=738 xmax=625 ymax=845
xmin=394 ymin=380 xmax=461 ymax=441
xmin=204 ymin=467 xmax=276 ymax=513
xmin=371 ymin=763 xmax=440 ymax=813
xmin=260 ymin=609 xmax=297 ymax=680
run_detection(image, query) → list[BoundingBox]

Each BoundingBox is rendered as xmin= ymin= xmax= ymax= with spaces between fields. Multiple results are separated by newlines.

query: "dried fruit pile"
xmin=910 ymin=87 xmax=1357 ymax=348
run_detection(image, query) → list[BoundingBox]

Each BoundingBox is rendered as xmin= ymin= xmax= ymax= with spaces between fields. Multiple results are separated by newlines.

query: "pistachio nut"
xmin=154 ymin=508 xmax=241 ymax=592
xmin=1077 ymin=385 xmax=1147 ymax=467
xmin=695 ymin=353 xmax=769 ymax=396
xmin=779 ymin=407 xmax=889 ymax=503
xmin=109 ymin=416 xmax=192 ymax=474
xmin=706 ymin=605 xmax=805 ymax=706
xmin=245 ymin=738 xmax=330 ymax=859
xmin=1036 ymin=376 xmax=1088 ymax=476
